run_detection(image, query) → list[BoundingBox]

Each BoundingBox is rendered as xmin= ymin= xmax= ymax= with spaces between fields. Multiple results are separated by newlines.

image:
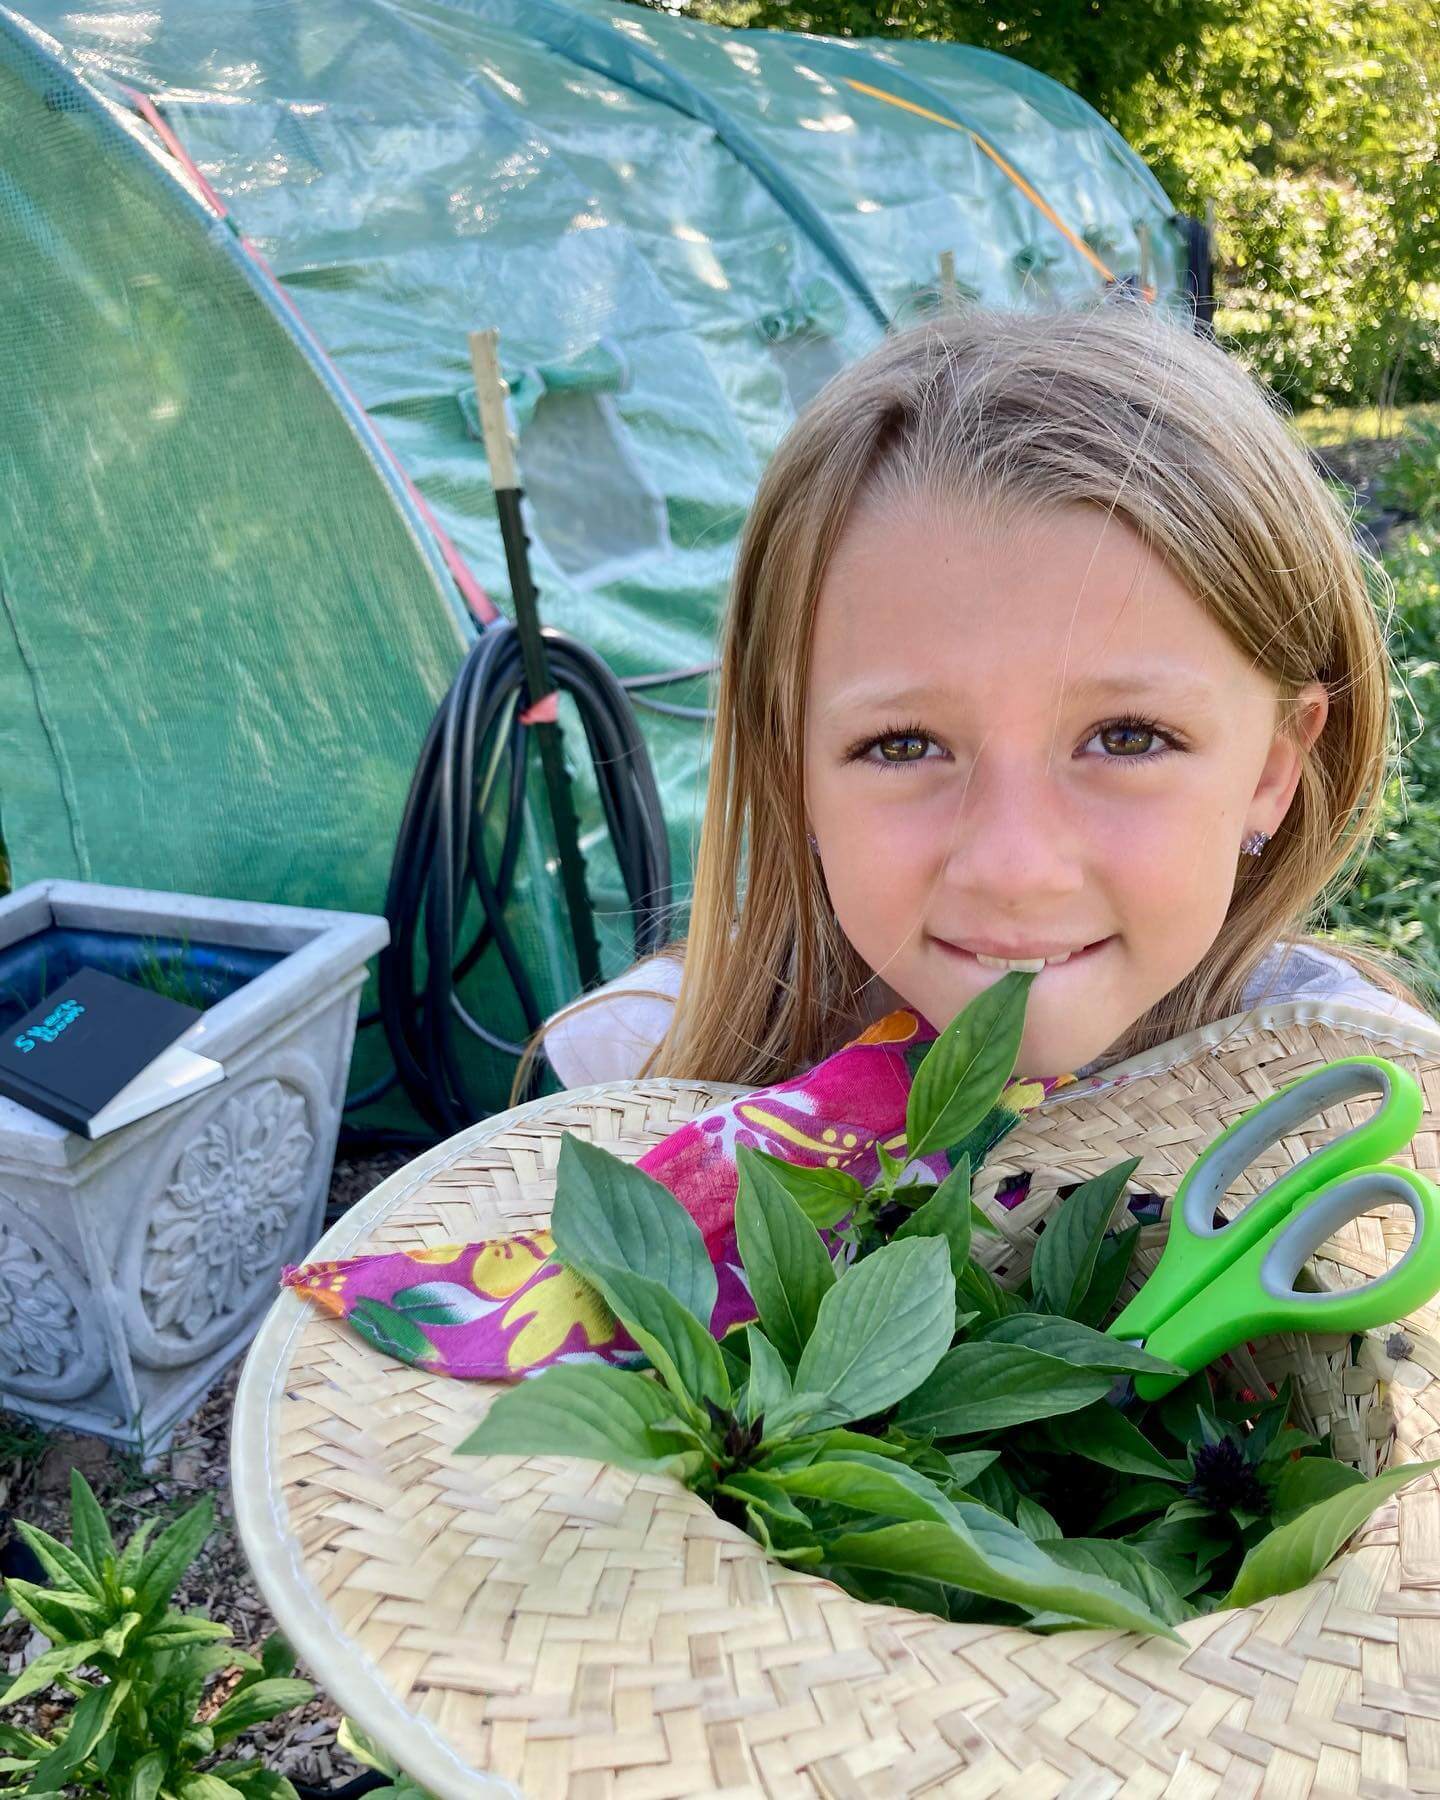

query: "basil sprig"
xmin=462 ymin=972 xmax=1439 ymax=1635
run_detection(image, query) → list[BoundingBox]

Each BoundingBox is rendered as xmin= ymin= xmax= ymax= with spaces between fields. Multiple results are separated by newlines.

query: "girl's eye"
xmin=844 ymin=713 xmax=1184 ymax=769
xmin=1084 ymin=714 xmax=1180 ymax=764
xmin=846 ymin=725 xmax=943 ymax=767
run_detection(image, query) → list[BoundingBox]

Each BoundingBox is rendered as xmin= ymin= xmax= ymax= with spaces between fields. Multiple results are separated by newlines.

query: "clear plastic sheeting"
xmin=0 ymin=0 xmax=1189 ymax=1116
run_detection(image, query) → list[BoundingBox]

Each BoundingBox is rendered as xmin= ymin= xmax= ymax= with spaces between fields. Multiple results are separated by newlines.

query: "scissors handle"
xmin=1109 ymin=1056 xmax=1423 ymax=1347
xmin=1130 ymin=1162 xmax=1440 ymax=1399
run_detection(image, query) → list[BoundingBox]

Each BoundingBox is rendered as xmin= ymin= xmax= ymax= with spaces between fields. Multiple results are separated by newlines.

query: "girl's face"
xmin=802 ymin=497 xmax=1329 ymax=1077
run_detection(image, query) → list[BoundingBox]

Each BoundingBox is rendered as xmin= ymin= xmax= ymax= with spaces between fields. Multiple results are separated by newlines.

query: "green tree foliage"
xmin=660 ymin=0 xmax=1440 ymax=407
xmin=1115 ymin=1 xmax=1440 ymax=406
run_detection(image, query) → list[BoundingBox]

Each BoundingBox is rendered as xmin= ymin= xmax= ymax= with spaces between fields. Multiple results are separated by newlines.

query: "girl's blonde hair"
xmin=526 ymin=299 xmax=1426 ymax=1098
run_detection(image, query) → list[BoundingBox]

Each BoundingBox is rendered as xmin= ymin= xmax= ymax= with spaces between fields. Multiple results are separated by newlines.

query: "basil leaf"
xmin=894 ymin=1155 xmax=973 ymax=1276
xmin=742 ymin=1326 xmax=793 ymax=1427
xmin=973 ymin=1312 xmax=1182 ymax=1377
xmin=955 ymin=1259 xmax=1027 ymax=1323
xmin=896 ymin=1342 xmax=1113 ymax=1436
xmin=1271 ymin=1456 xmax=1367 ymax=1520
xmin=735 ymin=1146 xmax=836 ymax=1368
xmin=1073 ymin=1223 xmax=1142 ymax=1329
xmin=772 ymin=1452 xmax=962 ymax=1525
xmin=716 ymin=1472 xmax=811 ymax=1528
xmin=1156 ymin=1371 xmax=1218 ymax=1446
xmin=763 ymin=1428 xmax=915 ymax=1470
xmin=967 ymin=1460 xmax=1021 ymax=1519
xmin=839 ymin=1565 xmax=974 ymax=1620
xmin=718 ymin=1331 xmax=751 ymax=1390
xmin=742 ymin=1149 xmax=864 ymax=1229
xmin=828 ymin=1512 xmax=1180 ymax=1639
xmin=1043 ymin=1539 xmax=1193 ymax=1626
xmin=1037 ymin=1402 xmax=1189 ymax=1482
xmin=899 ymin=1177 xmax=1002 ymax=1237
xmin=458 ymin=1361 xmax=701 ymax=1477
xmin=945 ymin=1449 xmax=1001 ymax=1490
xmin=1225 ymin=1457 xmax=1440 ymax=1608
xmin=552 ymin=1134 xmax=717 ymax=1327
xmin=587 ymin=1264 xmax=731 ymax=1409
xmin=787 ymin=1237 xmax=954 ymax=1430
xmin=1126 ymin=1515 xmax=1230 ymax=1586
xmin=1090 ymin=1481 xmax=1182 ymax=1532
xmin=905 ymin=972 xmax=1033 ymax=1162
xmin=1030 ymin=1159 xmax=1140 ymax=1317
xmin=1014 ymin=1495 xmax=1062 ymax=1542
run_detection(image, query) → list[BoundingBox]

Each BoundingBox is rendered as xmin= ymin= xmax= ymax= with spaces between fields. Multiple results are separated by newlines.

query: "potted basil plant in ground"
xmin=462 ymin=972 xmax=1439 ymax=1637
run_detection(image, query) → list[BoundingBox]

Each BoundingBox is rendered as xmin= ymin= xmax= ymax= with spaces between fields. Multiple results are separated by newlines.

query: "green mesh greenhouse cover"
xmin=0 ymin=0 xmax=1191 ymax=1117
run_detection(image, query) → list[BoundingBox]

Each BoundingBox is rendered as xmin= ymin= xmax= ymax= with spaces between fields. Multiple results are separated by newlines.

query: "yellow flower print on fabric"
xmin=471 ymin=1231 xmax=556 ymax=1299
xmin=408 ymin=1242 xmax=470 ymax=1265
xmin=501 ymin=1265 xmax=616 ymax=1371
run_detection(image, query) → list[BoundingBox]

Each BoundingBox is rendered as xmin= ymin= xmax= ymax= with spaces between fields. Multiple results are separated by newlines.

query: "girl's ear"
xmin=1247 ymin=680 xmax=1330 ymax=837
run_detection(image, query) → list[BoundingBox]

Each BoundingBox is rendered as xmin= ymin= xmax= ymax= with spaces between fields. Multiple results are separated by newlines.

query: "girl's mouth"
xmin=932 ymin=936 xmax=1114 ymax=974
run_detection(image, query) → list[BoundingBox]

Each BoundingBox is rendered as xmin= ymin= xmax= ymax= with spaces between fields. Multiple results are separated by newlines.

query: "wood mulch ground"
xmin=0 ymin=1150 xmax=412 ymax=1788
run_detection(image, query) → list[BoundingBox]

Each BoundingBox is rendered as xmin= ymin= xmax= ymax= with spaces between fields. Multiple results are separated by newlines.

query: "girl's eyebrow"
xmin=821 ymin=667 xmax=1218 ymax=715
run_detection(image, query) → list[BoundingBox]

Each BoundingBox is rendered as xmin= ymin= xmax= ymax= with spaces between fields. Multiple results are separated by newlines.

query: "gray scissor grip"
xmin=1182 ymin=1061 xmax=1394 ymax=1239
xmin=1258 ymin=1170 xmax=1424 ymax=1301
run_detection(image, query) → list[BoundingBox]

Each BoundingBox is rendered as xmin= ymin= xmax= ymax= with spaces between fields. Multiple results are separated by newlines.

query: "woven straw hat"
xmin=232 ymin=1000 xmax=1440 ymax=1798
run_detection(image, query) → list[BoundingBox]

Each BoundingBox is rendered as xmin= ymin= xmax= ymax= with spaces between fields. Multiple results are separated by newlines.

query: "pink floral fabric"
xmin=282 ymin=1009 xmax=1077 ymax=1378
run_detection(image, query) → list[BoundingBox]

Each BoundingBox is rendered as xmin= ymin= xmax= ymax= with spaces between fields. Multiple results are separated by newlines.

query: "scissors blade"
xmin=1103 ymin=1337 xmax=1145 ymax=1409
xmin=1104 ymin=1373 xmax=1135 ymax=1409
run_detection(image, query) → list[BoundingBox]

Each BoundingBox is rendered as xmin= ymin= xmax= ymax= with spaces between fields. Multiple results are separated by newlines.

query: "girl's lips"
xmin=933 ymin=935 xmax=1114 ymax=970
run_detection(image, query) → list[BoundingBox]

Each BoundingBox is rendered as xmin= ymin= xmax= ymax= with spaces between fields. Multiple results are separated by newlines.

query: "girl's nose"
xmin=938 ymin=761 xmax=1086 ymax=903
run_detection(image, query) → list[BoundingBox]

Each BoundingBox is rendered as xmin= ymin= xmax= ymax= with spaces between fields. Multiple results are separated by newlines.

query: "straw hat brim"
xmin=232 ymin=1000 xmax=1440 ymax=1799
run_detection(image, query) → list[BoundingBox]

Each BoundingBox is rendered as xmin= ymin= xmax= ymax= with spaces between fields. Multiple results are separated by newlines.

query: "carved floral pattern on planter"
xmin=143 ymin=1080 xmax=316 ymax=1342
xmin=0 ymin=1222 xmax=80 ymax=1381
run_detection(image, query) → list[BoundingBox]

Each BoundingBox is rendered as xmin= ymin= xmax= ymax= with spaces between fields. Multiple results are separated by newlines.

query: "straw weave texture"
xmin=233 ymin=1006 xmax=1440 ymax=1798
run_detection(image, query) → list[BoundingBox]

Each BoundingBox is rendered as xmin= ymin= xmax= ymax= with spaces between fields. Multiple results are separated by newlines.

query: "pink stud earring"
xmin=807 ymin=832 xmax=819 ymax=852
xmin=1241 ymin=830 xmax=1271 ymax=857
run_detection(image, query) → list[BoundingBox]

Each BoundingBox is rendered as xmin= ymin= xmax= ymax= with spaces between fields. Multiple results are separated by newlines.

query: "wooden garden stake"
xmin=467 ymin=328 xmax=601 ymax=990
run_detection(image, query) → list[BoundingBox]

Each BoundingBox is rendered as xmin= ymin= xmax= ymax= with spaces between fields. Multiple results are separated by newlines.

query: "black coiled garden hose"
xmin=355 ymin=618 xmax=672 ymax=1138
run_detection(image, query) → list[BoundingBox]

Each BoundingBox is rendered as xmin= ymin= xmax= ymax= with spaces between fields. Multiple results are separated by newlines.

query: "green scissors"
xmin=1105 ymin=1055 xmax=1440 ymax=1403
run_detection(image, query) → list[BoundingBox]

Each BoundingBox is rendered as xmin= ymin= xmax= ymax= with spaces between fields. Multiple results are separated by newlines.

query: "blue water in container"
xmin=0 ymin=927 xmax=282 ymax=1034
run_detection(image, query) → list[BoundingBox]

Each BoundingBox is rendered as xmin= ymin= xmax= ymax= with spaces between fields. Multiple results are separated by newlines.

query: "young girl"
xmin=542 ymin=298 xmax=1437 ymax=1094
xmin=290 ymin=299 xmax=1440 ymax=1381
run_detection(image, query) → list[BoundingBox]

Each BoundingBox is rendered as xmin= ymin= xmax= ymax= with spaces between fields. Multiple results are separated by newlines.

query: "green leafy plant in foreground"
xmin=461 ymin=972 xmax=1439 ymax=1637
xmin=335 ymin=1719 xmax=436 ymax=1800
xmin=0 ymin=1471 xmax=313 ymax=1797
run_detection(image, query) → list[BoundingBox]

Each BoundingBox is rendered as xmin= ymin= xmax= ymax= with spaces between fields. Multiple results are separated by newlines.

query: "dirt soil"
xmin=0 ymin=1149 xmax=412 ymax=1788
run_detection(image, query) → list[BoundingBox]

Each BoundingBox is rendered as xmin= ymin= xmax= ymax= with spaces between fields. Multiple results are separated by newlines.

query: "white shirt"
xmin=541 ymin=941 xmax=1436 ymax=1089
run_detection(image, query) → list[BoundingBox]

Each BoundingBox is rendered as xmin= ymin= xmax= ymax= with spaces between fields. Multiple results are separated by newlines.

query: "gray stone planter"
xmin=0 ymin=880 xmax=388 ymax=1456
